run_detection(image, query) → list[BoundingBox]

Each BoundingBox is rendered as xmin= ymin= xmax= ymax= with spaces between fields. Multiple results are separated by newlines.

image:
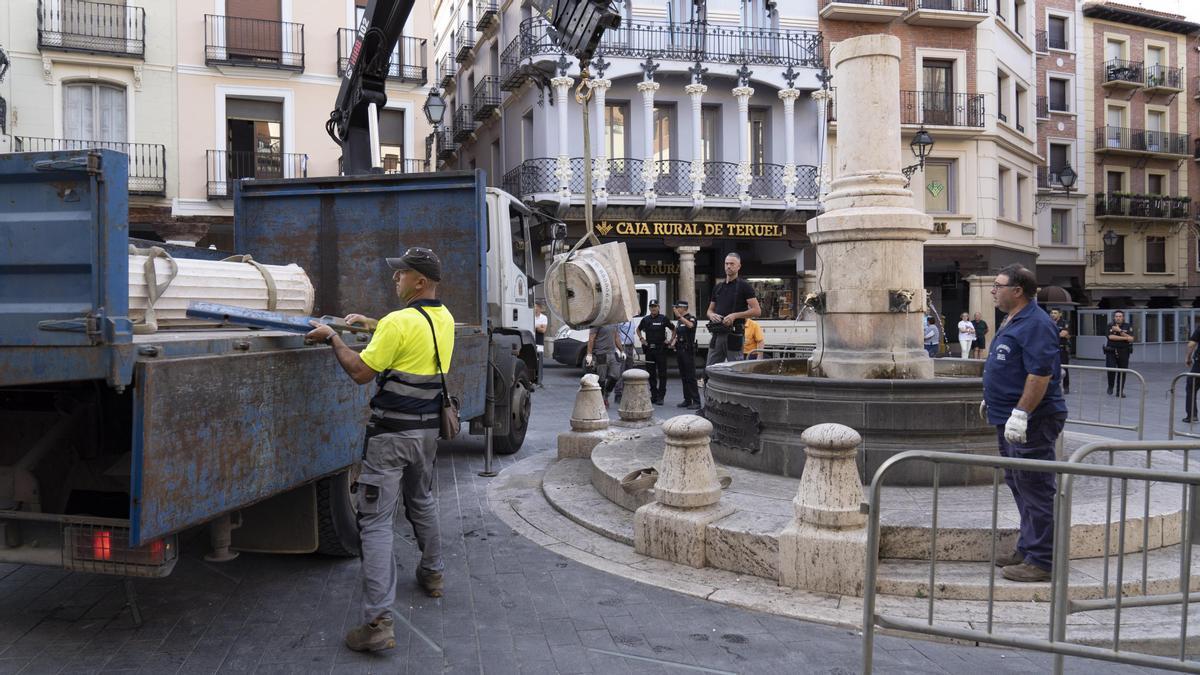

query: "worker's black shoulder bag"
xmin=414 ymin=306 xmax=461 ymax=440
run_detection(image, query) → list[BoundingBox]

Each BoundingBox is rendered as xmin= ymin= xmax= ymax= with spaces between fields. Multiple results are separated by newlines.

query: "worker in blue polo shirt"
xmin=982 ymin=263 xmax=1067 ymax=583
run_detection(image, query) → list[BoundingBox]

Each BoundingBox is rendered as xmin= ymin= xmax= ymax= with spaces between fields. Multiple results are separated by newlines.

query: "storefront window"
xmin=744 ymin=277 xmax=798 ymax=320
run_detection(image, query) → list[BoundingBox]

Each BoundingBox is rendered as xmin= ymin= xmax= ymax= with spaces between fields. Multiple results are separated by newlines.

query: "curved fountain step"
xmin=585 ymin=427 xmax=1193 ymax=563
xmin=545 ymin=451 xmax=1200 ymax=603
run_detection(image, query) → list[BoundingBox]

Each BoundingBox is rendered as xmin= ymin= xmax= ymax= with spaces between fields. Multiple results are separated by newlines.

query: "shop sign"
xmin=634 ymin=262 xmax=680 ymax=276
xmin=595 ymin=220 xmax=788 ymax=238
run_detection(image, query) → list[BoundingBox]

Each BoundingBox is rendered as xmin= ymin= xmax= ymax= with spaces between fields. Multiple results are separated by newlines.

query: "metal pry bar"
xmin=186 ymin=302 xmax=374 ymax=335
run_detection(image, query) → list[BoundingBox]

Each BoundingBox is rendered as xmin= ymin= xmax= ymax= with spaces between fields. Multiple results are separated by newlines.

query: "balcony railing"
xmin=383 ymin=157 xmax=429 ymax=174
xmin=915 ymin=0 xmax=987 ymax=11
xmin=898 ymin=90 xmax=985 ymax=127
xmin=1095 ymin=193 xmax=1191 ymax=221
xmin=37 ymin=0 xmax=145 ymax=58
xmin=15 ymin=137 xmax=165 ymax=195
xmin=1101 ymin=58 xmax=1143 ymax=86
xmin=504 ymin=158 xmax=820 ymax=201
xmin=472 ymin=77 xmax=502 ymax=120
xmin=1036 ymin=95 xmax=1049 ymax=119
xmin=1194 ymin=138 xmax=1200 ymax=160
xmin=1144 ymin=64 xmax=1183 ymax=91
xmin=1035 ymin=29 xmax=1046 ymax=53
xmin=337 ymin=30 xmax=426 ymax=84
xmin=1096 ymin=126 xmax=1190 ymax=156
xmin=439 ymin=54 xmax=458 ymax=88
xmin=206 ymin=150 xmax=307 ymax=200
xmin=520 ymin=17 xmax=822 ymax=68
xmin=204 ymin=15 xmax=304 ymax=71
xmin=454 ymin=21 xmax=475 ymax=62
xmin=476 ymin=0 xmax=499 ymax=31
xmin=436 ymin=128 xmax=458 ymax=161
xmin=1036 ymin=165 xmax=1071 ymax=191
xmin=452 ymin=105 xmax=476 ymax=142
xmin=499 ymin=37 xmax=528 ymax=91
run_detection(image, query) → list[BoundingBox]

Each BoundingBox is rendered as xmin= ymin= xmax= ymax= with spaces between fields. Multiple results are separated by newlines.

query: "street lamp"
xmin=1103 ymin=228 xmax=1119 ymax=247
xmin=1057 ymin=163 xmax=1077 ymax=195
xmin=1088 ymin=228 xmax=1120 ymax=265
xmin=902 ymin=126 xmax=934 ymax=186
xmin=423 ymin=87 xmax=446 ymax=127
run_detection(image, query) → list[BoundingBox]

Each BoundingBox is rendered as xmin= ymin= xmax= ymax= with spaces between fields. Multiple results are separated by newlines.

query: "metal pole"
xmin=480 ymin=326 xmax=497 ymax=478
xmin=367 ymin=101 xmax=382 ymax=171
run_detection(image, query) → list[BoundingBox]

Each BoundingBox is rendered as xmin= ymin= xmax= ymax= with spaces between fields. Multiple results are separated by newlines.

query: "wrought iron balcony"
xmin=337 ymin=30 xmax=426 ymax=84
xmin=1035 ymin=29 xmax=1046 ymax=53
xmin=204 ymin=15 xmax=304 ymax=71
xmin=436 ymin=128 xmax=458 ymax=161
xmin=1036 ymin=165 xmax=1071 ymax=191
xmin=475 ymin=0 xmax=499 ymax=32
xmin=1036 ymin=96 xmax=1049 ymax=119
xmin=504 ymin=158 xmax=820 ymax=202
xmin=452 ymin=105 xmax=476 ymax=143
xmin=1096 ymin=126 xmax=1190 ymax=157
xmin=905 ymin=0 xmax=989 ymax=27
xmin=439 ymin=54 xmax=458 ymax=89
xmin=206 ymin=150 xmax=307 ymax=200
xmin=819 ymin=0 xmax=908 ymax=23
xmin=1101 ymin=59 xmax=1142 ymax=88
xmin=898 ymin=90 xmax=985 ymax=127
xmin=1144 ymin=64 xmax=1183 ymax=93
xmin=15 ymin=136 xmax=164 ymax=195
xmin=383 ymin=157 xmax=428 ymax=174
xmin=1195 ymin=138 xmax=1200 ymax=160
xmin=37 ymin=0 xmax=145 ymax=58
xmin=499 ymin=37 xmax=528 ymax=91
xmin=1094 ymin=193 xmax=1191 ymax=221
xmin=520 ymin=16 xmax=821 ymax=68
xmin=472 ymin=77 xmax=502 ymax=120
xmin=454 ymin=21 xmax=475 ymax=63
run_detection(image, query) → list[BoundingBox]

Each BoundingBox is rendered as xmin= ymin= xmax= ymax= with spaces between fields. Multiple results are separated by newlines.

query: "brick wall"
xmin=819 ymin=21 xmax=979 ymax=94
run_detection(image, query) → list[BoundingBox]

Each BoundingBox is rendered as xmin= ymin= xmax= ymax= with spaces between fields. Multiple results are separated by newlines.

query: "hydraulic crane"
xmin=326 ymin=0 xmax=620 ymax=175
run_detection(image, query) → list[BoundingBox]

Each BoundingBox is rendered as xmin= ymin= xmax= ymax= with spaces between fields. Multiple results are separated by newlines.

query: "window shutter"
xmin=64 ymin=84 xmax=93 ymax=140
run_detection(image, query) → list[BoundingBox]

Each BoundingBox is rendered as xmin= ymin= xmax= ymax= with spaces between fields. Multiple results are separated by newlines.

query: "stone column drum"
xmin=778 ymin=424 xmax=868 ymax=595
xmin=806 ymin=35 xmax=934 ymax=380
xmin=634 ymin=415 xmax=734 ymax=568
xmin=557 ymin=374 xmax=610 ymax=459
xmin=617 ymin=368 xmax=654 ymax=423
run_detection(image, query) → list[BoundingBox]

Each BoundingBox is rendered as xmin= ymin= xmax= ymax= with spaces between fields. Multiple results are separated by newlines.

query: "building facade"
xmin=820 ymin=0 xmax=1043 ymax=329
xmin=434 ymin=0 xmax=826 ymax=315
xmin=2 ymin=0 xmax=436 ymax=249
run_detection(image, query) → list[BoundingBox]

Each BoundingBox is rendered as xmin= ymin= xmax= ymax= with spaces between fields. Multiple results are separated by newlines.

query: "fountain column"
xmin=806 ymin=35 xmax=934 ymax=380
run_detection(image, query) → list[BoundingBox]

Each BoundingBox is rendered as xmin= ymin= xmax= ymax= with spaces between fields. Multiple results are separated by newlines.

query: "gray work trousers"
xmin=356 ymin=414 xmax=442 ymax=624
xmin=611 ymin=345 xmax=635 ymax=398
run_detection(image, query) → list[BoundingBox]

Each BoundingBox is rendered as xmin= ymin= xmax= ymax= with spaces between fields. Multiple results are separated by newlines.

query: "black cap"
xmin=649 ymin=300 xmax=659 ymax=307
xmin=386 ymin=247 xmax=442 ymax=282
xmin=673 ymin=300 xmax=688 ymax=308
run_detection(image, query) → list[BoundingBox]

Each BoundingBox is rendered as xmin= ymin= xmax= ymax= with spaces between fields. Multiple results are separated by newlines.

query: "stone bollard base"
xmin=634 ymin=501 xmax=734 ymax=568
xmin=777 ymin=521 xmax=867 ymax=596
xmin=556 ymin=430 xmax=612 ymax=459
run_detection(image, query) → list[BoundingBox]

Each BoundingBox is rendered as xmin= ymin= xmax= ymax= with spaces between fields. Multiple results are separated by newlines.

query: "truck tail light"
xmin=65 ymin=525 xmax=177 ymax=577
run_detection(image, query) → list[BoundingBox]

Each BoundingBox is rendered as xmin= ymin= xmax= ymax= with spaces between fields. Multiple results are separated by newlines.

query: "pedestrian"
xmin=534 ymin=301 xmax=548 ymax=388
xmin=612 ymin=317 xmax=637 ymax=404
xmin=670 ymin=300 xmax=701 ymax=409
xmin=1050 ymin=309 xmax=1070 ymax=394
xmin=972 ymin=312 xmax=989 ymax=359
xmin=305 ymin=247 xmax=452 ymax=652
xmin=982 ymin=264 xmax=1067 ymax=583
xmin=957 ymin=312 xmax=975 ymax=359
xmin=1185 ymin=324 xmax=1200 ymax=423
xmin=923 ymin=316 xmax=939 ymax=358
xmin=638 ymin=300 xmax=675 ymax=406
xmin=742 ymin=317 xmax=765 ymax=360
xmin=705 ymin=252 xmax=761 ymax=367
xmin=1104 ymin=310 xmax=1134 ymax=397
xmin=585 ymin=322 xmax=624 ymax=408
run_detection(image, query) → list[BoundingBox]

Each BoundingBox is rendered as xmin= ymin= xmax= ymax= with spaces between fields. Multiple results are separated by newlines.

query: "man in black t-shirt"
xmin=1185 ymin=326 xmax=1200 ymax=423
xmin=637 ymin=301 xmax=675 ymax=405
xmin=705 ymin=252 xmax=761 ymax=368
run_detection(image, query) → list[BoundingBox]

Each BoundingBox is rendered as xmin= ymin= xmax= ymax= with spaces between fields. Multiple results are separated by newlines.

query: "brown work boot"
xmin=417 ymin=568 xmax=444 ymax=598
xmin=344 ymin=616 xmax=396 ymax=652
xmin=994 ymin=550 xmax=1024 ymax=567
xmin=1002 ymin=562 xmax=1051 ymax=582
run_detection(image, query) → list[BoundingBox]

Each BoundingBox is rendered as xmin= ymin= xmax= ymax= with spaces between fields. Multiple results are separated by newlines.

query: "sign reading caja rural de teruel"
xmin=594 ymin=220 xmax=788 ymax=238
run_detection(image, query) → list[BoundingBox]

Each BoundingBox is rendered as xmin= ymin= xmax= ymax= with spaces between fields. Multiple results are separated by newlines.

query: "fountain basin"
xmin=704 ymin=358 xmax=996 ymax=486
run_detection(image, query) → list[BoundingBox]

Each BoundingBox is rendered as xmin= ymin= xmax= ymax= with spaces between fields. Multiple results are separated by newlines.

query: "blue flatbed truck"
xmin=0 ymin=149 xmax=543 ymax=575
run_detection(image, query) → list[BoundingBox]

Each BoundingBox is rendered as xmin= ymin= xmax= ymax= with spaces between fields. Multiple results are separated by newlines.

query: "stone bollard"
xmin=557 ymin=374 xmax=610 ymax=459
xmin=778 ymin=423 xmax=868 ymax=595
xmin=617 ymin=369 xmax=654 ymax=423
xmin=634 ymin=415 xmax=734 ymax=567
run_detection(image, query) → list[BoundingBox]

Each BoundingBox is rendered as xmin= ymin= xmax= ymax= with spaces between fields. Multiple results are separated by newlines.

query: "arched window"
xmin=63 ymin=82 xmax=126 ymax=142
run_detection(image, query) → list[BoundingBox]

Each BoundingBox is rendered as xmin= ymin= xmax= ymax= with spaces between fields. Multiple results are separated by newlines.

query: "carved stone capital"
xmin=636 ymin=81 xmax=660 ymax=93
xmin=779 ymin=88 xmax=802 ymax=102
xmin=586 ymin=78 xmax=612 ymax=91
xmin=550 ymin=76 xmax=574 ymax=90
xmin=684 ymin=83 xmax=708 ymax=96
xmin=732 ymin=86 xmax=755 ymax=99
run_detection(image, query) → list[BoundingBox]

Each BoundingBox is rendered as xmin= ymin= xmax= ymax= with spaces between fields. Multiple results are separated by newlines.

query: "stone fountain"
xmin=703 ymin=35 xmax=993 ymax=486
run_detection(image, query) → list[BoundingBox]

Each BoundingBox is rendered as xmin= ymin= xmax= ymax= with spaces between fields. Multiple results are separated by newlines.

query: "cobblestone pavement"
xmin=0 ymin=360 xmax=1184 ymax=674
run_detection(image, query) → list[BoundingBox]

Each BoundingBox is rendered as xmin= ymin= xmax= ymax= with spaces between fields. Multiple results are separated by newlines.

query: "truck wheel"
xmin=494 ymin=362 xmax=532 ymax=455
xmin=316 ymin=468 xmax=360 ymax=557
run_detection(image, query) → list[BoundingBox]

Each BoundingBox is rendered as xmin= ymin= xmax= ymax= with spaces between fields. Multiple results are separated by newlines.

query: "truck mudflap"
xmin=130 ymin=348 xmax=370 ymax=546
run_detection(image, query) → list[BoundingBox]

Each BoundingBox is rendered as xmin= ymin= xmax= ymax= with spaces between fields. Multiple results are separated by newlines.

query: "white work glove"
xmin=978 ymin=401 xmax=987 ymax=422
xmin=615 ymin=350 xmax=625 ymax=361
xmin=1004 ymin=409 xmax=1029 ymax=445
xmin=584 ymin=354 xmax=594 ymax=368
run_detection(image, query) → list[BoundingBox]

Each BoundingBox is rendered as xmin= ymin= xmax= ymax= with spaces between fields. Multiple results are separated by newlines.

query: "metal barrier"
xmin=1169 ymin=372 xmax=1200 ymax=441
xmin=747 ymin=345 xmax=814 ymax=360
xmin=1060 ymin=364 xmax=1147 ymax=439
xmin=862 ymin=442 xmax=1200 ymax=674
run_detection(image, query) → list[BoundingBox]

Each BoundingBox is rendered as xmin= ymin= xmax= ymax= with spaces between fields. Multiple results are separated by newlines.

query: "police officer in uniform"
xmin=670 ymin=300 xmax=701 ymax=409
xmin=637 ymin=300 xmax=675 ymax=405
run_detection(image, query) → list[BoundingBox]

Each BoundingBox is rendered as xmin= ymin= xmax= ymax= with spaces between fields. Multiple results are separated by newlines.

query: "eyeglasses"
xmin=991 ymin=283 xmax=1018 ymax=289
